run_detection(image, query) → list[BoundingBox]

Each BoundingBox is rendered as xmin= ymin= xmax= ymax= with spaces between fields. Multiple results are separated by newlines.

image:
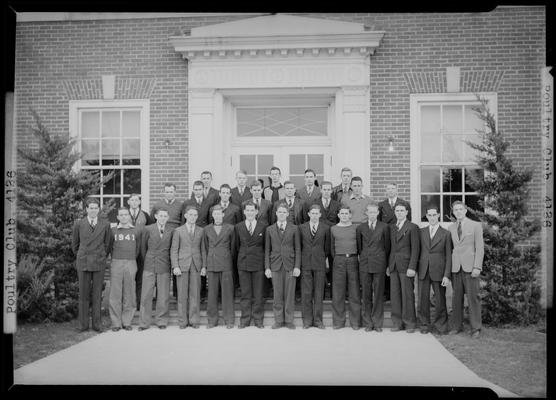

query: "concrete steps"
xmin=132 ymin=298 xmax=394 ymax=328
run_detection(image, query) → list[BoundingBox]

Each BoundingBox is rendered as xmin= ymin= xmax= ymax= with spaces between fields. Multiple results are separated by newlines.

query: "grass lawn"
xmin=11 ymin=314 xmax=547 ymax=397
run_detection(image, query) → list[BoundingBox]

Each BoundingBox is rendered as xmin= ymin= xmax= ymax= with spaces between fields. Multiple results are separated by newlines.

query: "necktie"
xmin=430 ymin=226 xmax=434 ymax=239
xmin=369 ymin=221 xmax=374 ymax=231
xmin=390 ymin=199 xmax=394 ymax=208
xmin=160 ymin=227 xmax=164 ymax=238
xmin=248 ymin=221 xmax=254 ymax=235
xmin=397 ymin=221 xmax=402 ymax=231
xmin=188 ymin=225 xmax=193 ymax=235
xmin=457 ymin=221 xmax=462 ymax=240
xmin=89 ymin=219 xmax=95 ymax=230
xmin=323 ymin=199 xmax=329 ymax=209
xmin=311 ymin=224 xmax=317 ymax=237
xmin=256 ymin=199 xmax=260 ymax=208
xmin=279 ymin=223 xmax=285 ymax=233
xmin=239 ymin=187 xmax=243 ymax=195
xmin=287 ymin=199 xmax=292 ymax=208
xmin=344 ymin=186 xmax=348 ymax=193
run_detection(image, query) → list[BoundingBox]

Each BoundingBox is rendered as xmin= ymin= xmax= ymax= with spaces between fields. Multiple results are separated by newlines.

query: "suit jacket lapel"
xmin=430 ymin=227 xmax=442 ymax=248
xmin=396 ymin=221 xmax=409 ymax=241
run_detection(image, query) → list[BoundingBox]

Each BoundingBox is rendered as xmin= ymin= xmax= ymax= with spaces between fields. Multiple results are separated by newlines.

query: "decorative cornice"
xmin=169 ymin=32 xmax=385 ymax=60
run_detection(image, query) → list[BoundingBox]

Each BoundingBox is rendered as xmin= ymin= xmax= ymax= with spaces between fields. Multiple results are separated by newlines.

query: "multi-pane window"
xmin=289 ymin=154 xmax=324 ymax=189
xmin=237 ymin=107 xmax=327 ymax=137
xmin=239 ymin=154 xmax=274 ymax=186
xmin=79 ymin=109 xmax=142 ymax=222
xmin=419 ymin=102 xmax=485 ymax=222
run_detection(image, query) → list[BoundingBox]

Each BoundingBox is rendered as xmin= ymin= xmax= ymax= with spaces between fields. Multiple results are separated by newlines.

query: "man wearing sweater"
xmin=108 ymin=207 xmax=141 ymax=331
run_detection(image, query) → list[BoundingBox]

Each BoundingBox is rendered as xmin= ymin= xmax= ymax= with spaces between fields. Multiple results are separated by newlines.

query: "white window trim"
xmin=69 ymin=99 xmax=151 ymax=212
xmin=410 ymin=92 xmax=497 ymax=227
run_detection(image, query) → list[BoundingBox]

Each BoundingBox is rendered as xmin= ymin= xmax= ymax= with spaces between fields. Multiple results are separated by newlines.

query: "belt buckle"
xmin=346 ymin=254 xmax=350 ymax=258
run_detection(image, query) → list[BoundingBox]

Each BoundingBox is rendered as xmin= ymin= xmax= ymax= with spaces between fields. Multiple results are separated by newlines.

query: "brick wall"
xmin=14 ymin=8 xmax=546 ymax=223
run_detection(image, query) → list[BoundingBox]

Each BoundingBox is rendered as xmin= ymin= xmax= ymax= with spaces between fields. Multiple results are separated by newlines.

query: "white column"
xmin=338 ymin=85 xmax=371 ymax=193
xmin=188 ymin=88 xmax=215 ymax=192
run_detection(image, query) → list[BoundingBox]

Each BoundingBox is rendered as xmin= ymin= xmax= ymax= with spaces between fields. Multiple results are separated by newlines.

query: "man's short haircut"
xmin=155 ymin=206 xmax=169 ymax=215
xmin=341 ymin=167 xmax=352 ymax=174
xmin=339 ymin=205 xmax=352 ymax=213
xmin=192 ymin=180 xmax=204 ymax=189
xmin=304 ymin=168 xmax=316 ymax=176
xmin=243 ymin=200 xmax=259 ymax=211
xmin=129 ymin=193 xmax=141 ymax=200
xmin=236 ymin=170 xmax=247 ymax=176
xmin=270 ymin=166 xmax=281 ymax=174
xmin=250 ymin=180 xmax=263 ymax=189
xmin=451 ymin=200 xmax=467 ymax=209
xmin=366 ymin=202 xmax=379 ymax=211
xmin=85 ymin=197 xmax=100 ymax=208
xmin=351 ymin=176 xmax=363 ymax=184
xmin=164 ymin=183 xmax=176 ymax=190
xmin=201 ymin=171 xmax=213 ymax=177
xmin=184 ymin=205 xmax=198 ymax=214
xmin=426 ymin=205 xmax=440 ymax=214
xmin=220 ymin=183 xmax=232 ymax=192
xmin=276 ymin=202 xmax=289 ymax=212
xmin=308 ymin=204 xmax=322 ymax=213
xmin=394 ymin=203 xmax=408 ymax=211
xmin=117 ymin=207 xmax=129 ymax=214
xmin=211 ymin=204 xmax=223 ymax=214
xmin=320 ymin=180 xmax=333 ymax=189
xmin=283 ymin=180 xmax=295 ymax=187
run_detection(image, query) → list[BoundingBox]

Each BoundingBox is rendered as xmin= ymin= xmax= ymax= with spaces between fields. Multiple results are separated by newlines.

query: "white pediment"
xmin=191 ymin=14 xmax=366 ymax=37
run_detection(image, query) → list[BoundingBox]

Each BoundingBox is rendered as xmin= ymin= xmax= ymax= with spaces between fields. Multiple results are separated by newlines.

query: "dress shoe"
xmin=352 ymin=326 xmax=360 ymax=331
xmin=364 ymin=326 xmax=373 ymax=332
xmin=406 ymin=328 xmax=416 ymax=333
xmin=449 ymin=329 xmax=462 ymax=335
xmin=77 ymin=327 xmax=89 ymax=332
xmin=226 ymin=324 xmax=234 ymax=329
xmin=271 ymin=323 xmax=282 ymax=329
xmin=333 ymin=325 xmax=344 ymax=330
xmin=190 ymin=324 xmax=200 ymax=329
xmin=390 ymin=327 xmax=403 ymax=332
xmin=179 ymin=324 xmax=187 ymax=329
xmin=374 ymin=327 xmax=383 ymax=332
xmin=238 ymin=324 xmax=247 ymax=329
xmin=111 ymin=327 xmax=121 ymax=332
xmin=303 ymin=324 xmax=311 ymax=329
xmin=420 ymin=327 xmax=429 ymax=334
xmin=92 ymin=327 xmax=104 ymax=333
xmin=471 ymin=330 xmax=481 ymax=339
xmin=158 ymin=325 xmax=167 ymax=330
xmin=255 ymin=323 xmax=264 ymax=329
xmin=286 ymin=323 xmax=296 ymax=330
xmin=138 ymin=326 xmax=149 ymax=331
xmin=123 ymin=326 xmax=133 ymax=331
xmin=315 ymin=323 xmax=325 ymax=329
xmin=207 ymin=324 xmax=216 ymax=329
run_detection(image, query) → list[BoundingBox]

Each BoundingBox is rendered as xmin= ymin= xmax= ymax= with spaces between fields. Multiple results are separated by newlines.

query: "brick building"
xmin=13 ymin=9 xmax=550 ymax=298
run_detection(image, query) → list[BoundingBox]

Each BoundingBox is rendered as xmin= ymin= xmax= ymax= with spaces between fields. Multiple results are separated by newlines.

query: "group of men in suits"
xmin=72 ymin=168 xmax=484 ymax=338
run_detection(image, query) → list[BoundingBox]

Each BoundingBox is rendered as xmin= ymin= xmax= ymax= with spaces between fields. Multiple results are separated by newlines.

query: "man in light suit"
xmin=171 ymin=206 xmax=204 ymax=329
xmin=298 ymin=204 xmax=330 ymax=329
xmin=296 ymin=168 xmax=321 ymax=207
xmin=449 ymin=201 xmax=484 ymax=339
xmin=265 ymin=203 xmax=301 ymax=329
xmin=244 ymin=180 xmax=272 ymax=225
xmin=356 ymin=203 xmax=391 ymax=332
xmin=231 ymin=170 xmax=252 ymax=208
xmin=263 ymin=166 xmax=285 ymax=204
xmin=417 ymin=205 xmax=452 ymax=335
xmin=387 ymin=203 xmax=420 ymax=333
xmin=202 ymin=205 xmax=236 ymax=329
xmin=139 ymin=207 xmax=173 ymax=330
xmin=235 ymin=201 xmax=267 ymax=328
xmin=71 ymin=198 xmax=112 ymax=332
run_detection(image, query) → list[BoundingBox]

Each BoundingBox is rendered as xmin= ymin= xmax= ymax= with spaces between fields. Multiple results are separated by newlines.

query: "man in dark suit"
xmin=265 ymin=202 xmax=301 ymax=329
xmin=418 ymin=205 xmax=452 ymax=335
xmin=196 ymin=170 xmax=220 ymax=207
xmin=449 ymin=200 xmax=484 ymax=339
xmin=181 ymin=180 xmax=212 ymax=227
xmin=244 ymin=180 xmax=272 ymax=225
xmin=201 ymin=205 xmax=236 ymax=329
xmin=71 ymin=198 xmax=112 ymax=332
xmin=305 ymin=181 xmax=341 ymax=298
xmin=299 ymin=204 xmax=331 ymax=329
xmin=296 ymin=168 xmax=321 ymax=206
xmin=138 ymin=207 xmax=173 ymax=330
xmin=231 ymin=170 xmax=252 ymax=209
xmin=270 ymin=181 xmax=304 ymax=225
xmin=387 ymin=203 xmax=420 ymax=333
xmin=377 ymin=183 xmax=412 ymax=224
xmin=331 ymin=167 xmax=353 ymax=203
xmin=209 ymin=184 xmax=242 ymax=226
xmin=356 ymin=203 xmax=391 ymax=332
xmin=170 ymin=206 xmax=204 ymax=329
xmin=378 ymin=182 xmax=412 ymax=302
xmin=235 ymin=201 xmax=267 ymax=329
xmin=127 ymin=193 xmax=154 ymax=310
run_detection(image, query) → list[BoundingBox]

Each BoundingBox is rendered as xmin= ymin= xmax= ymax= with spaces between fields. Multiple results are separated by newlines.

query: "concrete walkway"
xmin=14 ymin=327 xmax=516 ymax=396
